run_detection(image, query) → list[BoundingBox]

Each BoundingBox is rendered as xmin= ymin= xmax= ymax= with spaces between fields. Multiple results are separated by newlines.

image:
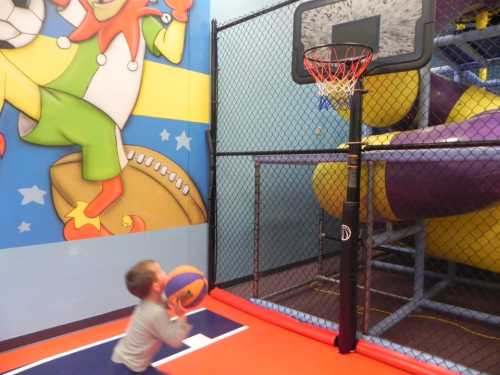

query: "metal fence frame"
xmin=208 ymin=1 xmax=500 ymax=373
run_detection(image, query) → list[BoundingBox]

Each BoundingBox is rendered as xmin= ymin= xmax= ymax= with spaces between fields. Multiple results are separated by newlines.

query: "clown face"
xmin=87 ymin=0 xmax=128 ymax=21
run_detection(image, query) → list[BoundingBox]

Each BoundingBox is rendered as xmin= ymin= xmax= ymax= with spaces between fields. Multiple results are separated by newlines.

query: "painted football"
xmin=50 ymin=145 xmax=207 ymax=234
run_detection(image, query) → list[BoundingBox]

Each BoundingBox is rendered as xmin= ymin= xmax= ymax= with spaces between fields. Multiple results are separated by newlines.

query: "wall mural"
xmin=0 ymin=0 xmax=210 ymax=248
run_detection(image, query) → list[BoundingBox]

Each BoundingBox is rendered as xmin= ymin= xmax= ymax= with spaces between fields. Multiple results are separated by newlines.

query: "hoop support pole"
xmin=337 ymin=79 xmax=365 ymax=354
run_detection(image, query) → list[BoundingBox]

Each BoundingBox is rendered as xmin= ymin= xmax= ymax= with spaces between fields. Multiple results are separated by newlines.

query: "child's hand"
xmin=167 ymin=297 xmax=187 ymax=318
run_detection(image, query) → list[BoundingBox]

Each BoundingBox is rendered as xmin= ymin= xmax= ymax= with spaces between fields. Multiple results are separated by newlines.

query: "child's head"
xmin=125 ymin=260 xmax=169 ymax=300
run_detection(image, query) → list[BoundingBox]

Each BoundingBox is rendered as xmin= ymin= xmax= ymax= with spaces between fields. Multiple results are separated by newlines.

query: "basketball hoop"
xmin=303 ymin=43 xmax=373 ymax=110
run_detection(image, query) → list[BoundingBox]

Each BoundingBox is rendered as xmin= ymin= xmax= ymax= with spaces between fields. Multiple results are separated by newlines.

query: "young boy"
xmin=111 ymin=260 xmax=193 ymax=374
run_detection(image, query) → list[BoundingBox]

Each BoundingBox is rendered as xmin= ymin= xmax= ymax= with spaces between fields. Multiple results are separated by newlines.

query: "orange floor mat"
xmin=0 ymin=291 xmax=441 ymax=375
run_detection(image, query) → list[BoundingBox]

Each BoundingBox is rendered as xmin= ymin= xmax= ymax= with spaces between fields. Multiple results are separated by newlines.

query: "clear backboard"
xmin=292 ymin=0 xmax=436 ymax=83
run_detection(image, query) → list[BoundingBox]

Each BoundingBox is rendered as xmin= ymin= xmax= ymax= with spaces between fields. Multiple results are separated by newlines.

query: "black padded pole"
xmin=337 ymin=79 xmax=364 ymax=354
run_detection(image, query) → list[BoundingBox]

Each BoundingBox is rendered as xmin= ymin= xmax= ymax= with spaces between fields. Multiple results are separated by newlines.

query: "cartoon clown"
xmin=0 ymin=0 xmax=193 ymax=240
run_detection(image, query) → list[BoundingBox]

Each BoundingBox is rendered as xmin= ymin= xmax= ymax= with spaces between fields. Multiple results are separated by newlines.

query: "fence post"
xmin=337 ymin=79 xmax=365 ymax=354
xmin=208 ymin=19 xmax=219 ymax=291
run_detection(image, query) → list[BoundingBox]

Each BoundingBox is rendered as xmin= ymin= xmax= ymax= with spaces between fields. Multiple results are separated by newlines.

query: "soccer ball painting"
xmin=0 ymin=0 xmax=45 ymax=49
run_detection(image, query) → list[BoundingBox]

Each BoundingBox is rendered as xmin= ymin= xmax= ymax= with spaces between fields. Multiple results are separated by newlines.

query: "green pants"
xmin=22 ymin=88 xmax=121 ymax=181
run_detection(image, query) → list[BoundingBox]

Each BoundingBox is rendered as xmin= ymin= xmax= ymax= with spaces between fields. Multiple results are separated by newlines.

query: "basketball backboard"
xmin=292 ymin=0 xmax=436 ymax=83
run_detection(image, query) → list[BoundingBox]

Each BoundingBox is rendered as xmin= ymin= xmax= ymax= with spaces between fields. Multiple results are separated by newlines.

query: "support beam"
xmin=456 ymin=43 xmax=488 ymax=67
xmin=372 ymin=225 xmax=423 ymax=247
xmin=434 ymin=25 xmax=500 ymax=47
xmin=368 ymin=280 xmax=450 ymax=336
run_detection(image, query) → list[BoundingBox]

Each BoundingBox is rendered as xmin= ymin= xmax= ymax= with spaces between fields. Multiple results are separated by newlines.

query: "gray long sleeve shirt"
xmin=112 ymin=300 xmax=192 ymax=372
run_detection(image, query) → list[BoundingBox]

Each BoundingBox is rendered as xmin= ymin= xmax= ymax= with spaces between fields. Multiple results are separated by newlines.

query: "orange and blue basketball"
xmin=165 ymin=265 xmax=208 ymax=308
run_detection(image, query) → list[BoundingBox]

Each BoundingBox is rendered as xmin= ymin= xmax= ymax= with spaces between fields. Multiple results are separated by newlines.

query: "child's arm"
xmin=152 ymin=305 xmax=192 ymax=348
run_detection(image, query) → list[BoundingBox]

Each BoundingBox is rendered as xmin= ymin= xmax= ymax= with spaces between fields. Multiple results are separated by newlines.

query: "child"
xmin=111 ymin=260 xmax=193 ymax=374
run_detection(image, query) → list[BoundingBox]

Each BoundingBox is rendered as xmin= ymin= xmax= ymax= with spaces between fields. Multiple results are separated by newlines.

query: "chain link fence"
xmin=211 ymin=0 xmax=500 ymax=373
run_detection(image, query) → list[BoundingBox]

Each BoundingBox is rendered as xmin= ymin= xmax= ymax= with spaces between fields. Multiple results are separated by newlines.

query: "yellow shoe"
xmin=65 ymin=201 xmax=101 ymax=230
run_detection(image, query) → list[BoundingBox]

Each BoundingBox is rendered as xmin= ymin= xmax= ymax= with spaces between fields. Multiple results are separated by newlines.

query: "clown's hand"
xmin=50 ymin=0 xmax=70 ymax=8
xmin=165 ymin=0 xmax=193 ymax=23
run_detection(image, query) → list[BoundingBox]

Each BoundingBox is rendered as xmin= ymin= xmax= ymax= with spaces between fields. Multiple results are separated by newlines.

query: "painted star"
xmin=160 ymin=129 xmax=170 ymax=142
xmin=18 ymin=222 xmax=31 ymax=233
xmin=176 ymin=131 xmax=192 ymax=151
xmin=18 ymin=185 xmax=47 ymax=206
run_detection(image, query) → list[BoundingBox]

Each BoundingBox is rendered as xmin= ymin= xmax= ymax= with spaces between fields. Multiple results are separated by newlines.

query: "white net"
xmin=304 ymin=44 xmax=373 ymax=110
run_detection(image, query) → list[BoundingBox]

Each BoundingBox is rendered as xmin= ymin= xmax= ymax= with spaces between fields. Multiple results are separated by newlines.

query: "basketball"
xmin=164 ymin=265 xmax=208 ymax=309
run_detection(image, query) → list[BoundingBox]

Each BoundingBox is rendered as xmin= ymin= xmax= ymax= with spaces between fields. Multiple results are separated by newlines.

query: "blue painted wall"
xmin=0 ymin=0 xmax=210 ymax=341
